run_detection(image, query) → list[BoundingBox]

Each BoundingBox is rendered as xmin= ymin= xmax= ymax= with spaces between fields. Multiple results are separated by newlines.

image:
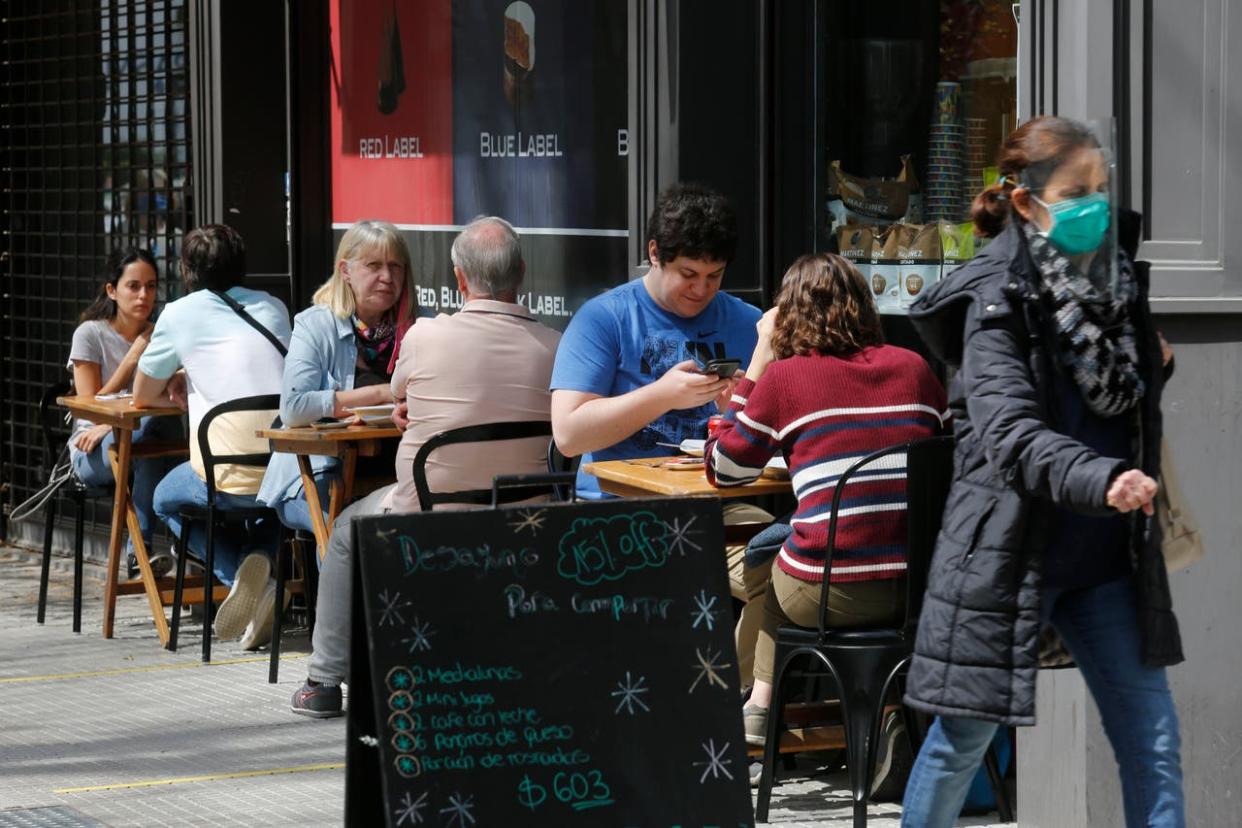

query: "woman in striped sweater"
xmin=705 ymin=252 xmax=948 ymax=744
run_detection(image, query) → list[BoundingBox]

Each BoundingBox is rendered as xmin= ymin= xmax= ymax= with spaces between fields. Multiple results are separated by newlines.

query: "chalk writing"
xmin=411 ymin=663 xmax=523 ymax=685
xmin=516 ymin=770 xmax=615 ymax=813
xmin=401 ymin=537 xmax=539 ymax=579
xmin=556 ymin=512 xmax=670 ymax=586
xmin=504 ymin=584 xmax=560 ymax=618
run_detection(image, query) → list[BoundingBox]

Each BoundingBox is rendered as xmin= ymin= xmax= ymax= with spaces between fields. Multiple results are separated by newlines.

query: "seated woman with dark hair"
xmin=704 ymin=253 xmax=948 ymax=746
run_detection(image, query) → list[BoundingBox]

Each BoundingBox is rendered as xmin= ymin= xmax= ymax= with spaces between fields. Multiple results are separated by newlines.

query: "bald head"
xmin=450 ymin=217 xmax=524 ymax=299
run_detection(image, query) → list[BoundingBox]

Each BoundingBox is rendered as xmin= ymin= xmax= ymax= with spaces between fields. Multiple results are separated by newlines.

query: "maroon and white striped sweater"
xmin=705 ymin=345 xmax=948 ymax=583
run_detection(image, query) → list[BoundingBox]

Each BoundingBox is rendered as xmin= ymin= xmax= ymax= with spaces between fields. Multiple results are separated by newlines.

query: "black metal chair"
xmin=412 ymin=421 xmax=565 ymax=509
xmin=755 ymin=436 xmax=1013 ymax=826
xmin=546 ymin=437 xmax=580 ymax=502
xmin=36 ymin=381 xmax=110 ymax=632
xmin=269 ymin=528 xmax=316 ymax=683
xmin=168 ymin=394 xmax=286 ymax=663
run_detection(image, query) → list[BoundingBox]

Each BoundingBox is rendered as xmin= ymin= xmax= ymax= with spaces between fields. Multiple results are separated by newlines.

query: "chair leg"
xmin=37 ymin=497 xmax=57 ymax=624
xmin=269 ymin=532 xmax=287 ymax=684
xmin=755 ymin=644 xmax=801 ymax=823
xmin=168 ymin=519 xmax=192 ymax=652
xmin=202 ymin=510 xmax=215 ymax=663
xmin=303 ymin=540 xmax=319 ymax=636
xmin=833 ymin=650 xmax=907 ymax=828
xmin=72 ymin=496 xmax=85 ymax=634
xmin=984 ymin=743 xmax=1015 ymax=822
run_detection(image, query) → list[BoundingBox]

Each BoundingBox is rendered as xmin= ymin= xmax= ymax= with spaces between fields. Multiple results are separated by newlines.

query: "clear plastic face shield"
xmin=1017 ymin=118 xmax=1120 ymax=297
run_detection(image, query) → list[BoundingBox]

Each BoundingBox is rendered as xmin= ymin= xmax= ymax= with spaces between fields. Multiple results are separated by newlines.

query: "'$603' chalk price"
xmin=516 ymin=769 xmax=614 ymax=813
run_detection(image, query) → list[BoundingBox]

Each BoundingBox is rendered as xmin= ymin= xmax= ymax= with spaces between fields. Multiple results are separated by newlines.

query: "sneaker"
xmin=743 ymin=704 xmax=769 ymax=747
xmin=749 ymin=760 xmax=764 ymax=787
xmin=239 ymin=581 xmax=291 ymax=651
xmin=214 ymin=554 xmax=271 ymax=640
xmin=291 ymin=680 xmax=343 ymax=718
xmin=148 ymin=552 xmax=175 ymax=579
xmin=870 ymin=711 xmax=911 ymax=800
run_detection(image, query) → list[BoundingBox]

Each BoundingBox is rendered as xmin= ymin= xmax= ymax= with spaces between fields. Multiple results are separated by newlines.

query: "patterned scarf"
xmin=1022 ymin=223 xmax=1145 ymax=417
xmin=352 ymin=314 xmax=396 ymax=377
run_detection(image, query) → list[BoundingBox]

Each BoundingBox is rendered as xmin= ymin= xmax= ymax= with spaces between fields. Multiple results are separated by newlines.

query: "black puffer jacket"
xmin=903 ymin=212 xmax=1183 ymax=726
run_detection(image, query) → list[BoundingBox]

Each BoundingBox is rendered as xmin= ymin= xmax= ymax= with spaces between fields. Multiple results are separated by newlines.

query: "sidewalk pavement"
xmin=0 ymin=545 xmax=1007 ymax=827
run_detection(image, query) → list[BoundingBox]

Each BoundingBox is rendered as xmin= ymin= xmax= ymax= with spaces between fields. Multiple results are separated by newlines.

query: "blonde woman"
xmin=258 ymin=219 xmax=419 ymax=536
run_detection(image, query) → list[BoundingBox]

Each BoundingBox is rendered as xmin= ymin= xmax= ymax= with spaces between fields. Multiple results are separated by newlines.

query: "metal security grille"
xmin=1 ymin=0 xmax=191 ymax=539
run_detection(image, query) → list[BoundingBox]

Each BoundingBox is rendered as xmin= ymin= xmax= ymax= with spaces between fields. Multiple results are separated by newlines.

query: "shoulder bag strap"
xmin=211 ymin=289 xmax=288 ymax=358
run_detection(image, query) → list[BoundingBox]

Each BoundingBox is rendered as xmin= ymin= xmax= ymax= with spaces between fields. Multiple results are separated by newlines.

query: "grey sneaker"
xmin=214 ymin=554 xmax=271 ymax=640
xmin=749 ymin=760 xmax=764 ymax=787
xmin=239 ymin=581 xmax=291 ymax=651
xmin=870 ymin=710 xmax=911 ymax=800
xmin=291 ymin=681 xmax=343 ymax=718
xmin=743 ymin=704 xmax=769 ymax=747
xmin=148 ymin=552 xmax=175 ymax=579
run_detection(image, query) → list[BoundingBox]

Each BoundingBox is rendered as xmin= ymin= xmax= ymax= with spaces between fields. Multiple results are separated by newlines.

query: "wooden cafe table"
xmin=55 ymin=395 xmax=188 ymax=644
xmin=256 ymin=422 xmax=401 ymax=561
xmin=582 ymin=456 xmax=792 ymax=499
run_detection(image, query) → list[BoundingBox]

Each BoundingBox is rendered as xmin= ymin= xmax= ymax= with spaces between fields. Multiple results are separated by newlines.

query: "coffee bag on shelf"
xmin=898 ymin=224 xmax=942 ymax=306
xmin=870 ymin=225 xmax=904 ymax=314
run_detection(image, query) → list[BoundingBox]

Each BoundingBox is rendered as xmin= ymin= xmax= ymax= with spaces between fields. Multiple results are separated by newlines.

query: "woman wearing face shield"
xmin=899 ymin=116 xmax=1185 ymax=827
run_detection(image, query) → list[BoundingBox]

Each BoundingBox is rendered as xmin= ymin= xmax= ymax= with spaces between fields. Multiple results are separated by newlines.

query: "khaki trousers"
xmin=752 ymin=564 xmax=905 ymax=684
xmin=722 ymin=502 xmax=776 ymax=689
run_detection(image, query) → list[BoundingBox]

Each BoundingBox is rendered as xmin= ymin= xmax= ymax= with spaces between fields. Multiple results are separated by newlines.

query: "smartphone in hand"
xmin=700 ymin=358 xmax=741 ymax=378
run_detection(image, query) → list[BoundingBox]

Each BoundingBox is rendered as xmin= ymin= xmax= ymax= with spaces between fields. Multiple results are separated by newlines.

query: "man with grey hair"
xmin=291 ymin=216 xmax=562 ymax=717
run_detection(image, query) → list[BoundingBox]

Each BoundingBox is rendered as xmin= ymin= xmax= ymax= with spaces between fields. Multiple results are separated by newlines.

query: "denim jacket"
xmin=256 ymin=304 xmax=357 ymax=506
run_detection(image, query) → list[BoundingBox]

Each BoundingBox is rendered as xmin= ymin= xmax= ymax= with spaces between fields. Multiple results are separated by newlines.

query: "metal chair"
xmin=412 ymin=421 xmax=562 ymax=509
xmin=168 ymin=394 xmax=286 ymax=663
xmin=269 ymin=528 xmax=316 ymax=683
xmin=36 ymin=381 xmax=110 ymax=632
xmin=754 ymin=436 xmax=1012 ymax=825
xmin=545 ymin=437 xmax=580 ymax=502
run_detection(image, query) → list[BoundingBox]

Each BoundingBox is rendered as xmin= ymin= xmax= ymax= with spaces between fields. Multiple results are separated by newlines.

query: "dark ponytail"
xmin=80 ymin=247 xmax=157 ymax=322
xmin=971 ymin=115 xmax=1101 ymax=239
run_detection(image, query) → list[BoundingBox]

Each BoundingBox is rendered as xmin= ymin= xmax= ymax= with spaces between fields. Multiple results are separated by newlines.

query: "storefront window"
xmin=823 ymin=0 xmax=1018 ymax=314
xmin=329 ymin=0 xmax=629 ymax=330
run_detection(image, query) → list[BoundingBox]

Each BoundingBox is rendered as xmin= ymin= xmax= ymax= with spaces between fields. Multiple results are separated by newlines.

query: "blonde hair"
xmin=312 ymin=219 xmax=417 ymax=320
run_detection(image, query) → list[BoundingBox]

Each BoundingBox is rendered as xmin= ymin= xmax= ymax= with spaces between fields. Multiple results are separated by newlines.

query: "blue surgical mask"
xmin=1032 ymin=192 xmax=1111 ymax=255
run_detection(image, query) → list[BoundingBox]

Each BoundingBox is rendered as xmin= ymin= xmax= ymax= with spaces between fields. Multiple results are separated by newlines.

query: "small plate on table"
xmin=762 ymin=455 xmax=790 ymax=480
xmin=310 ymin=418 xmax=351 ymax=430
xmin=347 ymin=404 xmax=396 ymax=425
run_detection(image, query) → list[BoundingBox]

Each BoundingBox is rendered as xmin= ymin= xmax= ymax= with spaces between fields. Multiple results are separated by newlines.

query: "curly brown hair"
xmin=769 ymin=253 xmax=884 ymax=359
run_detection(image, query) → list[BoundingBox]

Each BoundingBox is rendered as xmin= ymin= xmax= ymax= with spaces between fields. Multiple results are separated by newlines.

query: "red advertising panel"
xmin=330 ymin=0 xmax=453 ymax=225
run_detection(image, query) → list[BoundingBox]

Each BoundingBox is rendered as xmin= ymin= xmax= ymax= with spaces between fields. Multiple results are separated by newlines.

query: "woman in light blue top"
xmin=258 ymin=220 xmax=419 ymax=539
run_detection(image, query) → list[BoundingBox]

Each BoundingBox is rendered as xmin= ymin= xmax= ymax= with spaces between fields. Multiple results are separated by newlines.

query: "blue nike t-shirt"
xmin=550 ymin=277 xmax=761 ymax=498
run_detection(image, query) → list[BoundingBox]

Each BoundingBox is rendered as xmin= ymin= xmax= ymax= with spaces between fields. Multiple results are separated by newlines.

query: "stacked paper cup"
xmin=964 ymin=117 xmax=990 ymax=217
xmin=925 ymin=82 xmax=964 ymax=222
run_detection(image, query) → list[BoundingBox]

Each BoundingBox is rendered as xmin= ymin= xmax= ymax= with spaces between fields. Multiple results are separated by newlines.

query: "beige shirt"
xmin=383 ymin=299 xmax=561 ymax=512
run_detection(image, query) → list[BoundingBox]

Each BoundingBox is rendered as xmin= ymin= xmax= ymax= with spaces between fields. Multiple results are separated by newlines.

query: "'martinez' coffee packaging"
xmin=899 ymin=224 xmax=942 ymax=306
xmin=828 ymin=155 xmax=921 ymax=230
xmin=939 ymin=221 xmax=976 ymax=278
xmin=837 ymin=225 xmax=874 ymax=285
xmin=870 ymin=225 xmax=903 ymax=314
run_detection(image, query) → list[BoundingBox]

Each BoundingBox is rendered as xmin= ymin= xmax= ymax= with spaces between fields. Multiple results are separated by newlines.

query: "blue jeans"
xmin=270 ymin=473 xmax=335 ymax=570
xmin=152 ymin=461 xmax=277 ymax=586
xmin=71 ymin=416 xmax=182 ymax=555
xmin=901 ymin=577 xmax=1184 ymax=828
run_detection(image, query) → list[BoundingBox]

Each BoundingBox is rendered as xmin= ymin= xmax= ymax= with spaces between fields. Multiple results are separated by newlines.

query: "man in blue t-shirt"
xmin=551 ymin=182 xmax=762 ymax=498
xmin=551 ymin=182 xmax=771 ymax=692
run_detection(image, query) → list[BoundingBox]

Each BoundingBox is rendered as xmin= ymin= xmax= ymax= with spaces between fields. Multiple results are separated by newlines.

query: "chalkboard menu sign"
xmin=345 ymin=496 xmax=754 ymax=827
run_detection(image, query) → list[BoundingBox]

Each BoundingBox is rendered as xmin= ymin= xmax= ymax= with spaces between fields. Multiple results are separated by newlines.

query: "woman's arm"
xmin=705 ymin=374 xmax=782 ymax=488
